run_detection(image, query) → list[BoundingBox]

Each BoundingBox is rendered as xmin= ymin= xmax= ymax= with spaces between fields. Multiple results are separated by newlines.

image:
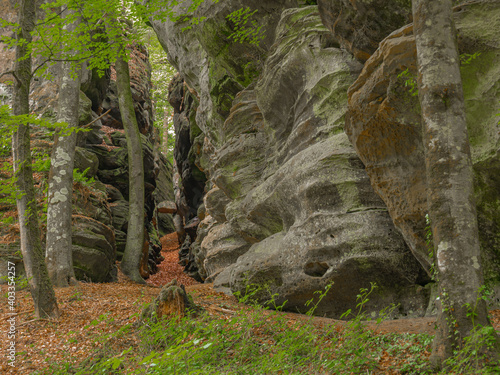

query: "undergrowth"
xmin=32 ymin=283 xmax=499 ymax=375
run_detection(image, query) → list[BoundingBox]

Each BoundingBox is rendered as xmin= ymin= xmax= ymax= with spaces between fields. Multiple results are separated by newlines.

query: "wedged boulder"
xmin=317 ymin=0 xmax=411 ymax=62
xmin=71 ymin=216 xmax=116 ymax=282
xmin=345 ymin=1 xmax=500 ymax=286
xmin=158 ymin=200 xmax=177 ymax=214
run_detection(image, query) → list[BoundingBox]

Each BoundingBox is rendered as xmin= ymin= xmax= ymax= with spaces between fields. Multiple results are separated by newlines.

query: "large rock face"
xmin=155 ymin=4 xmax=430 ymax=318
xmin=317 ymin=0 xmax=411 ymax=62
xmin=0 ymin=3 xmax=175 ymax=282
xmin=346 ymin=1 xmax=500 ymax=289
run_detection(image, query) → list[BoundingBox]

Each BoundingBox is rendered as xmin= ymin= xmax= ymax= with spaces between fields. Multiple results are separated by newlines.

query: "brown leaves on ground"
xmin=1 ymin=232 xmax=499 ymax=374
xmin=146 ymin=232 xmax=198 ymax=287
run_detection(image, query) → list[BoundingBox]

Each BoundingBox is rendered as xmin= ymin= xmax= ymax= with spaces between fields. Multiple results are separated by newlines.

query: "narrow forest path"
xmin=146 ymin=233 xmax=200 ymax=288
xmin=2 ymin=233 xmax=500 ymax=374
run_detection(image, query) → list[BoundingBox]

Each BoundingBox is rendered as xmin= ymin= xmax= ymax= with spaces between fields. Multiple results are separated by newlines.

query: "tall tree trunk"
xmin=45 ymin=8 xmax=80 ymax=287
xmin=163 ymin=109 xmax=169 ymax=154
xmin=412 ymin=0 xmax=498 ymax=368
xmin=115 ymin=48 xmax=146 ymax=284
xmin=12 ymin=0 xmax=59 ymax=318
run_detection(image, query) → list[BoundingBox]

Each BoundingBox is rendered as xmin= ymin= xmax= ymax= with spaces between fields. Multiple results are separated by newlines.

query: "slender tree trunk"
xmin=413 ymin=0 xmax=499 ymax=369
xmin=12 ymin=0 xmax=59 ymax=318
xmin=115 ymin=48 xmax=146 ymax=284
xmin=163 ymin=109 xmax=169 ymax=154
xmin=45 ymin=8 xmax=80 ymax=287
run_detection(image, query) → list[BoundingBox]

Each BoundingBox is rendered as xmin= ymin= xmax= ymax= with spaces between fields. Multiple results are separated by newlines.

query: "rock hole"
xmin=304 ymin=262 xmax=329 ymax=277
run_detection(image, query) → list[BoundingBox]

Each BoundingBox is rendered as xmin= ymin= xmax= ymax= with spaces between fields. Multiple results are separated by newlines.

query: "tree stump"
xmin=141 ymin=279 xmax=197 ymax=322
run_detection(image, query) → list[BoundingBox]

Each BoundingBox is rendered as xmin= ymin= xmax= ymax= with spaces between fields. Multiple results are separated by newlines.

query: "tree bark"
xmin=115 ymin=48 xmax=146 ymax=284
xmin=12 ymin=0 xmax=59 ymax=318
xmin=45 ymin=8 xmax=80 ymax=287
xmin=412 ymin=0 xmax=499 ymax=368
xmin=163 ymin=109 xmax=169 ymax=154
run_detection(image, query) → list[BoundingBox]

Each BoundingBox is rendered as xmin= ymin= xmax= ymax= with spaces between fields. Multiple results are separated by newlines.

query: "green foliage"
xmin=444 ymin=324 xmax=499 ymax=373
xmin=460 ymin=52 xmax=481 ymax=66
xmin=226 ymin=7 xmax=265 ymax=46
xmin=73 ymin=167 xmax=95 ymax=187
xmin=304 ymin=282 xmax=333 ymax=316
xmin=1 ymin=274 xmax=30 ymax=292
xmin=233 ymin=280 xmax=264 ymax=306
xmin=1 ymin=0 xmax=216 ymax=81
xmin=437 ymin=286 xmax=500 ymax=373
xmin=31 ymin=281 xmax=500 ymax=374
xmin=37 ymin=284 xmax=420 ymax=375
xmin=398 ymin=68 xmax=419 ymax=97
xmin=142 ymin=30 xmax=176 ymax=163
xmin=442 ymin=286 xmax=499 ymax=373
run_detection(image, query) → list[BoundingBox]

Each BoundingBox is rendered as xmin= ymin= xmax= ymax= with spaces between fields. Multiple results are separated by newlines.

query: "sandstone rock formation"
xmin=0 ymin=3 xmax=175 ymax=282
xmin=346 ymin=1 xmax=500 ymax=291
xmin=317 ymin=0 xmax=412 ymax=62
xmin=154 ymin=3 xmax=432 ymax=318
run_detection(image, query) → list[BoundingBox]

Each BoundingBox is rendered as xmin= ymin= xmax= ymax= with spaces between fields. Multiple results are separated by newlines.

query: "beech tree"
xmin=3 ymin=0 xmax=208 ymax=292
xmin=45 ymin=7 xmax=80 ymax=287
xmin=412 ymin=0 xmax=499 ymax=369
xmin=114 ymin=43 xmax=147 ymax=284
xmin=12 ymin=0 xmax=59 ymax=318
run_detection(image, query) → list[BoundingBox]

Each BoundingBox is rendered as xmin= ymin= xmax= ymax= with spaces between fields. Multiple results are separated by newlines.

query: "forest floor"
xmin=2 ymin=233 xmax=500 ymax=374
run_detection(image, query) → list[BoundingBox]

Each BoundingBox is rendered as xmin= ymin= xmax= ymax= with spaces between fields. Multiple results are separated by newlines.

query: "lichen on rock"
xmin=155 ymin=4 xmax=431 ymax=319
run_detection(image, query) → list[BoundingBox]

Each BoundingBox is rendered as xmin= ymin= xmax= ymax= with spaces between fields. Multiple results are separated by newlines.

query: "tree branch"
xmin=81 ymin=108 xmax=112 ymax=128
xmin=0 ymin=70 xmax=20 ymax=84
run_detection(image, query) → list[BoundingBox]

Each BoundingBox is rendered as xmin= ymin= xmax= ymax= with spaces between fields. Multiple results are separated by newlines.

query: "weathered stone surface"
xmin=72 ymin=182 xmax=113 ymax=227
xmin=105 ymin=184 xmax=125 ymax=202
xmin=1 ymin=2 xmax=175 ymax=282
xmin=110 ymin=200 xmax=129 ymax=233
xmin=155 ymin=5 xmax=429 ymax=318
xmin=189 ymin=215 xmax=215 ymax=281
xmin=101 ymin=43 xmax=154 ymax=134
xmin=158 ymin=200 xmax=177 ymax=214
xmin=71 ymin=216 xmax=116 ymax=282
xmin=168 ymin=75 xmax=207 ymax=221
xmin=115 ymin=229 xmax=127 ymax=259
xmin=317 ymin=0 xmax=411 ymax=62
xmin=345 ymin=1 xmax=500 ymax=286
xmin=74 ymin=147 xmax=99 ymax=178
xmin=204 ymin=187 xmax=230 ymax=223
